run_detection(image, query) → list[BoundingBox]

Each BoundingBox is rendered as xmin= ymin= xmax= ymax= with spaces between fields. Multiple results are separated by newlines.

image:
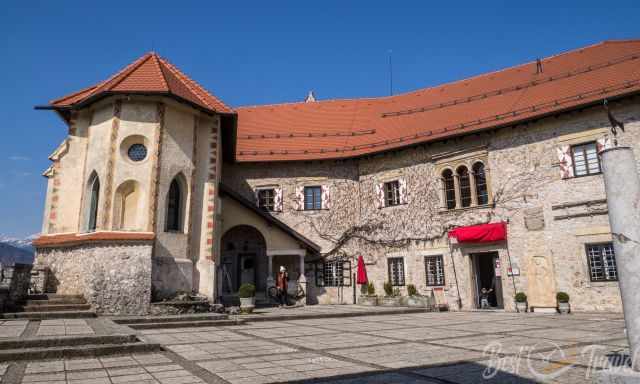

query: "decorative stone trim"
xmin=204 ymin=119 xmax=218 ymax=261
xmin=148 ymin=102 xmax=165 ymax=232
xmin=33 ymin=231 xmax=155 ymax=248
xmin=186 ymin=115 xmax=199 ymax=260
xmin=47 ymin=162 xmax=61 ymax=233
xmin=77 ymin=110 xmax=94 ymax=231
xmin=102 ymin=100 xmax=122 ymax=229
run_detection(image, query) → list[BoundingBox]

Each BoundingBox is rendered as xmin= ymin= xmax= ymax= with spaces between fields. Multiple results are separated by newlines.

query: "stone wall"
xmin=36 ymin=241 xmax=152 ymax=315
xmin=223 ymin=99 xmax=640 ymax=311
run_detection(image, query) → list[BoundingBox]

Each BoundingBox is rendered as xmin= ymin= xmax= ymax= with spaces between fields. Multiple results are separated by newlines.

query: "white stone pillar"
xmin=298 ymin=253 xmax=307 ymax=305
xmin=601 ymin=146 xmax=640 ymax=371
xmin=266 ymin=255 xmax=274 ymax=288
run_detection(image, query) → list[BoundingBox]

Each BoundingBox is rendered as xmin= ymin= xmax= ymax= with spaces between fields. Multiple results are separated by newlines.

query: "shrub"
xmin=407 ymin=284 xmax=417 ymax=296
xmin=238 ymin=283 xmax=256 ymax=298
xmin=514 ymin=292 xmax=527 ymax=303
xmin=556 ymin=292 xmax=570 ymax=303
xmin=384 ymin=281 xmax=393 ymax=297
xmin=367 ymin=282 xmax=375 ymax=296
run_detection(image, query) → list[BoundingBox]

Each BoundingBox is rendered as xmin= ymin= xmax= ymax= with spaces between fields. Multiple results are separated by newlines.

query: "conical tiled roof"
xmin=48 ymin=53 xmax=233 ymax=114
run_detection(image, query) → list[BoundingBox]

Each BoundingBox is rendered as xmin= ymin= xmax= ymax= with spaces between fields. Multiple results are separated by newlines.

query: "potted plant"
xmin=358 ymin=282 xmax=378 ymax=306
xmin=380 ymin=282 xmax=402 ymax=307
xmin=514 ymin=292 xmax=528 ymax=313
xmin=406 ymin=284 xmax=429 ymax=307
xmin=238 ymin=283 xmax=256 ymax=313
xmin=556 ymin=292 xmax=570 ymax=314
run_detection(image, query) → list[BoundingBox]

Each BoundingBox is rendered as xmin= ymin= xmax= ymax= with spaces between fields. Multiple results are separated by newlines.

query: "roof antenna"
xmin=536 ymin=58 xmax=543 ymax=74
xmin=388 ymin=49 xmax=393 ymax=96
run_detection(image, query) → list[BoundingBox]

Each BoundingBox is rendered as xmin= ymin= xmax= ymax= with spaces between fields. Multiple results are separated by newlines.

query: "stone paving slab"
xmin=330 ymin=342 xmax=485 ymax=369
xmin=503 ymin=327 xmax=624 ymax=343
xmin=0 ymin=321 xmax=28 ymax=338
xmin=140 ymin=329 xmax=249 ymax=345
xmin=18 ymin=353 xmax=204 ymax=384
xmin=166 ymin=339 xmax=299 ymax=361
xmin=198 ymin=352 xmax=374 ymax=384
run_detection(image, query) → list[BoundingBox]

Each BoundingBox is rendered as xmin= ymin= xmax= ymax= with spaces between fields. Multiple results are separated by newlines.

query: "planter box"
xmin=558 ymin=302 xmax=570 ymax=314
xmin=407 ymin=295 xmax=431 ymax=308
xmin=240 ymin=297 xmax=255 ymax=314
xmin=380 ymin=296 xmax=402 ymax=307
xmin=358 ymin=296 xmax=378 ymax=306
xmin=515 ymin=301 xmax=528 ymax=313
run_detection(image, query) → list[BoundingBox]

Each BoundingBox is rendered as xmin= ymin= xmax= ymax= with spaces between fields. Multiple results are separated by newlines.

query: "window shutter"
xmin=343 ymin=260 xmax=352 ymax=287
xmin=556 ymin=145 xmax=574 ymax=179
xmin=321 ymin=185 xmax=331 ymax=210
xmin=398 ymin=178 xmax=408 ymax=205
xmin=295 ymin=186 xmax=304 ymax=211
xmin=315 ymin=262 xmax=325 ymax=287
xmin=274 ymin=187 xmax=283 ymax=212
xmin=375 ymin=182 xmax=385 ymax=208
xmin=596 ymin=136 xmax=612 ymax=154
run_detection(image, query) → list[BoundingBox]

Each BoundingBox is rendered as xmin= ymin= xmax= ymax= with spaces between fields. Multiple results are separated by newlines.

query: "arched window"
xmin=473 ymin=162 xmax=489 ymax=205
xmin=442 ymin=169 xmax=456 ymax=210
xmin=166 ymin=175 xmax=185 ymax=232
xmin=457 ymin=166 xmax=472 ymax=208
xmin=114 ymin=180 xmax=140 ymax=230
xmin=87 ymin=173 xmax=100 ymax=232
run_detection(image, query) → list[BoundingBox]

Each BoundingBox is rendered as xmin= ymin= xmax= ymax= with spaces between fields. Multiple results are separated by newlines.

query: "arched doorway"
xmin=220 ymin=225 xmax=267 ymax=294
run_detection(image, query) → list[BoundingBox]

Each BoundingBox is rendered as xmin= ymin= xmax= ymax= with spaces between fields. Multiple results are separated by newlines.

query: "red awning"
xmin=356 ymin=255 xmax=368 ymax=285
xmin=448 ymin=222 xmax=507 ymax=243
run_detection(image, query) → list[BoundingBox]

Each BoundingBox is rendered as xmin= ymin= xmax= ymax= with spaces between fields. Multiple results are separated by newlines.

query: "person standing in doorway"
xmin=276 ymin=266 xmax=289 ymax=307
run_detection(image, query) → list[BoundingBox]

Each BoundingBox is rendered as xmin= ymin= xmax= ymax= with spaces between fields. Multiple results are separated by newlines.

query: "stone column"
xmin=266 ymin=255 xmax=274 ymax=288
xmin=298 ymin=253 xmax=307 ymax=305
xmin=601 ymin=146 xmax=640 ymax=370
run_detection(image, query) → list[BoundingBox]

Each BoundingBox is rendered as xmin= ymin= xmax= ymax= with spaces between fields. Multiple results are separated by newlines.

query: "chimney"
xmin=305 ymin=91 xmax=316 ymax=103
xmin=536 ymin=58 xmax=543 ymax=74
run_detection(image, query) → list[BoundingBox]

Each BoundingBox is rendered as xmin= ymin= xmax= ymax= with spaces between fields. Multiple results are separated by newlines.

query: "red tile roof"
xmin=48 ymin=53 xmax=233 ymax=114
xmin=236 ymin=40 xmax=640 ymax=162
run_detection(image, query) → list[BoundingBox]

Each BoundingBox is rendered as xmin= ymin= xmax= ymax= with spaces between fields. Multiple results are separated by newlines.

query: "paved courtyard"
xmin=0 ymin=310 xmax=631 ymax=383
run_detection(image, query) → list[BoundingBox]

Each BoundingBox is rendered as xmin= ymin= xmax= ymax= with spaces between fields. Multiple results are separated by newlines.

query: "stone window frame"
xmin=384 ymin=180 xmax=401 ymax=207
xmin=436 ymin=156 xmax=492 ymax=211
xmin=256 ymin=187 xmax=276 ymax=212
xmin=570 ymin=141 xmax=602 ymax=178
xmin=424 ymin=254 xmax=446 ymax=287
xmin=585 ymin=242 xmax=618 ymax=282
xmin=315 ymin=258 xmax=352 ymax=287
xmin=387 ymin=257 xmax=406 ymax=286
xmin=303 ymin=185 xmax=323 ymax=211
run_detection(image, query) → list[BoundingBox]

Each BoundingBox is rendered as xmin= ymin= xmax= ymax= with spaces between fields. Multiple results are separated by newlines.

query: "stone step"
xmin=1 ymin=311 xmax=97 ymax=320
xmin=26 ymin=297 xmax=87 ymax=305
xmin=112 ymin=313 xmax=228 ymax=325
xmin=124 ymin=319 xmax=245 ymax=330
xmin=21 ymin=304 xmax=92 ymax=312
xmin=27 ymin=294 xmax=85 ymax=301
xmin=0 ymin=335 xmax=138 ymax=350
xmin=0 ymin=342 xmax=161 ymax=362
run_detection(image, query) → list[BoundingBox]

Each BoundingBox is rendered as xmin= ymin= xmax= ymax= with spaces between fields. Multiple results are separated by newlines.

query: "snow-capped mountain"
xmin=0 ymin=234 xmax=37 ymax=265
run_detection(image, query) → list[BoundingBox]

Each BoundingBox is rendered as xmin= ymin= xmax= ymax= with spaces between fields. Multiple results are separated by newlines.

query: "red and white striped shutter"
xmin=321 ymin=185 xmax=331 ymax=210
xmin=596 ymin=136 xmax=612 ymax=154
xmin=274 ymin=187 xmax=283 ymax=212
xmin=295 ymin=186 xmax=304 ymax=211
xmin=399 ymin=178 xmax=408 ymax=205
xmin=556 ymin=145 xmax=574 ymax=179
xmin=375 ymin=183 xmax=385 ymax=208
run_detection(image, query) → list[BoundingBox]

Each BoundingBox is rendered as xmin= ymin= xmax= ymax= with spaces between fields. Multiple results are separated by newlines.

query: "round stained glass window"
xmin=127 ymin=144 xmax=147 ymax=162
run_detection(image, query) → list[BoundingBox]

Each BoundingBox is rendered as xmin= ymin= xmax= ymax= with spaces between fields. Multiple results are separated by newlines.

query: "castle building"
xmin=33 ymin=40 xmax=640 ymax=314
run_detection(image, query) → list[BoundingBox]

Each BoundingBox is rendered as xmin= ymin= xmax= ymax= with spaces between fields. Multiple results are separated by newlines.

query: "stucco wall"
xmin=223 ymin=99 xmax=640 ymax=311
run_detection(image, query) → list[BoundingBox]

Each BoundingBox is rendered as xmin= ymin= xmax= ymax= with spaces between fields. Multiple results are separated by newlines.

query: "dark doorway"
xmin=471 ymin=252 xmax=503 ymax=309
xmin=220 ymin=225 xmax=267 ymax=294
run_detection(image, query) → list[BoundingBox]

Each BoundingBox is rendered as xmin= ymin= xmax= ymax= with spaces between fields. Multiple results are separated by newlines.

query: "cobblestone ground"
xmin=0 ymin=310 xmax=630 ymax=383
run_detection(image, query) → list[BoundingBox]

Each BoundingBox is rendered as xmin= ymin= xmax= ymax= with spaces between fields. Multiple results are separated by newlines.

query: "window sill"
xmin=439 ymin=203 xmax=494 ymax=214
xmin=379 ymin=203 xmax=408 ymax=209
xmin=565 ymin=172 xmax=602 ymax=180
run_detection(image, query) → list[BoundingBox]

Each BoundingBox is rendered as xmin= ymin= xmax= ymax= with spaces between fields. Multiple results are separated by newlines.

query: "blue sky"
xmin=0 ymin=1 xmax=638 ymax=238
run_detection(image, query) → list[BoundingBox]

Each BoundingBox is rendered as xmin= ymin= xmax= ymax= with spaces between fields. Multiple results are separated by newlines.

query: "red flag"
xmin=356 ymin=255 xmax=368 ymax=284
